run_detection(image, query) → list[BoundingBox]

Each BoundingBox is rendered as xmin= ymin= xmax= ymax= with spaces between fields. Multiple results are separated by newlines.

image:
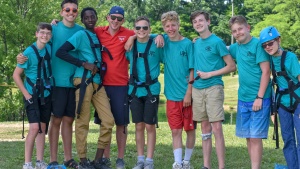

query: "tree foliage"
xmin=1 ymin=0 xmax=299 ymax=121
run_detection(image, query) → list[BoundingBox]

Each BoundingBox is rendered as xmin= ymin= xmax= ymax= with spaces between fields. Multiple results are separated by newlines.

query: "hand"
xmin=193 ymin=36 xmax=200 ymax=43
xmin=155 ymin=34 xmax=164 ymax=48
xmin=24 ymin=93 xmax=32 ymax=101
xmin=183 ymin=93 xmax=192 ymax=107
xmin=197 ymin=70 xmax=212 ymax=79
xmin=17 ymin=53 xmax=28 ymax=64
xmin=252 ymin=98 xmax=262 ymax=112
xmin=51 ymin=19 xmax=59 ymax=25
xmin=83 ymin=62 xmax=99 ymax=75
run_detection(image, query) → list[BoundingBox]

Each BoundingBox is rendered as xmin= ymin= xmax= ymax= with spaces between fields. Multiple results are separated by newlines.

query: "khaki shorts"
xmin=192 ymin=85 xmax=224 ymax=122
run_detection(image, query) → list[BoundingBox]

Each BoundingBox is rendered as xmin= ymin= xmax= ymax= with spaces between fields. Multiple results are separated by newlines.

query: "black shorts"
xmin=25 ymin=96 xmax=51 ymax=124
xmin=51 ymin=87 xmax=76 ymax=118
xmin=130 ymin=95 xmax=159 ymax=124
xmin=105 ymin=86 xmax=130 ymax=126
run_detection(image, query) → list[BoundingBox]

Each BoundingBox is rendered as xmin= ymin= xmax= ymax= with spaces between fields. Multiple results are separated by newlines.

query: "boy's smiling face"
xmin=82 ymin=10 xmax=98 ymax=31
xmin=36 ymin=28 xmax=52 ymax=44
xmin=60 ymin=3 xmax=78 ymax=23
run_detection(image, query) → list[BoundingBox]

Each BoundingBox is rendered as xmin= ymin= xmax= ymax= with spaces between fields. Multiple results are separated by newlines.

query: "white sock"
xmin=173 ymin=148 xmax=182 ymax=164
xmin=184 ymin=148 xmax=194 ymax=161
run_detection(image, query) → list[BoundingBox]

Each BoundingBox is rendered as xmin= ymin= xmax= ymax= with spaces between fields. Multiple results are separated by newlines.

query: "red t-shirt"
xmin=94 ymin=26 xmax=134 ymax=86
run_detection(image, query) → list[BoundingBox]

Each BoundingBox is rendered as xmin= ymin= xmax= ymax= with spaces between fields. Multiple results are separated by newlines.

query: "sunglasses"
xmin=262 ymin=40 xmax=275 ymax=49
xmin=63 ymin=7 xmax=78 ymax=13
xmin=135 ymin=26 xmax=149 ymax=31
xmin=110 ymin=15 xmax=124 ymax=21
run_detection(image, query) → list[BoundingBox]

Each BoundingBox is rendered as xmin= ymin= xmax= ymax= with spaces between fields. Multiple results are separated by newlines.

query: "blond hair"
xmin=161 ymin=11 xmax=180 ymax=26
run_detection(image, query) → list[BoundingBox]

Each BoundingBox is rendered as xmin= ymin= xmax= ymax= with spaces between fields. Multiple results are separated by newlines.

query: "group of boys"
xmin=14 ymin=0 xmax=294 ymax=168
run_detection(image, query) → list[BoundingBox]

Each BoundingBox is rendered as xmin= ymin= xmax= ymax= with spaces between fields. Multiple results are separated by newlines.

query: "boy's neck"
xmin=86 ymin=28 xmax=95 ymax=33
xmin=36 ymin=41 xmax=46 ymax=50
xmin=169 ymin=33 xmax=184 ymax=41
xmin=137 ymin=36 xmax=150 ymax=43
xmin=240 ymin=35 xmax=252 ymax=44
xmin=62 ymin=19 xmax=75 ymax=28
xmin=199 ymin=30 xmax=211 ymax=39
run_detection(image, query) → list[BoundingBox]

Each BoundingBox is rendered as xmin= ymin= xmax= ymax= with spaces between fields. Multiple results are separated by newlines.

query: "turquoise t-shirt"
xmin=51 ymin=22 xmax=84 ymax=87
xmin=67 ymin=30 xmax=102 ymax=84
xmin=272 ymin=51 xmax=300 ymax=107
xmin=18 ymin=42 xmax=52 ymax=97
xmin=162 ymin=35 xmax=194 ymax=101
xmin=229 ymin=37 xmax=271 ymax=102
xmin=126 ymin=40 xmax=163 ymax=98
xmin=193 ymin=34 xmax=229 ymax=89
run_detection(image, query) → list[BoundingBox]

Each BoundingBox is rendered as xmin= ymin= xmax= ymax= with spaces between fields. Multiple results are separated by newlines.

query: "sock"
xmin=137 ymin=155 xmax=145 ymax=162
xmin=174 ymin=148 xmax=182 ymax=164
xmin=24 ymin=162 xmax=32 ymax=166
xmin=145 ymin=158 xmax=153 ymax=164
xmin=184 ymin=148 xmax=194 ymax=161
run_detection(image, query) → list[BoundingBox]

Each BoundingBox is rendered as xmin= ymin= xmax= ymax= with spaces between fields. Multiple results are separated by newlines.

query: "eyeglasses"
xmin=63 ymin=7 xmax=78 ymax=13
xmin=110 ymin=15 xmax=124 ymax=21
xmin=38 ymin=31 xmax=52 ymax=36
xmin=262 ymin=40 xmax=275 ymax=49
xmin=135 ymin=26 xmax=149 ymax=31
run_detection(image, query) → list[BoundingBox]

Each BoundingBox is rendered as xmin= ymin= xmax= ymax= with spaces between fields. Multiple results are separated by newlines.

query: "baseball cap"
xmin=109 ymin=6 xmax=124 ymax=16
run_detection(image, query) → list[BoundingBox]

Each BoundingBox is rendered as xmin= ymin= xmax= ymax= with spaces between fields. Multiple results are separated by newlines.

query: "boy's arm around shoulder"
xmin=13 ymin=67 xmax=31 ymax=100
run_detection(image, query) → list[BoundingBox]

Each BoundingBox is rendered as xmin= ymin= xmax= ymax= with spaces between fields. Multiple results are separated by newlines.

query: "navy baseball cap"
xmin=109 ymin=6 xmax=124 ymax=16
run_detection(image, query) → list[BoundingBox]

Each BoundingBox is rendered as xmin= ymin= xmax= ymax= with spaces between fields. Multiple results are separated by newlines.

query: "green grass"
xmin=0 ymin=75 xmax=287 ymax=168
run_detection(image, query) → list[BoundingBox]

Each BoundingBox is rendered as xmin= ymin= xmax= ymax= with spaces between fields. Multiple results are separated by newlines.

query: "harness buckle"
xmin=27 ymin=98 xmax=33 ymax=104
xmin=150 ymin=97 xmax=157 ymax=103
xmin=136 ymin=81 xmax=143 ymax=86
xmin=85 ymin=80 xmax=89 ymax=86
xmin=137 ymin=53 xmax=143 ymax=58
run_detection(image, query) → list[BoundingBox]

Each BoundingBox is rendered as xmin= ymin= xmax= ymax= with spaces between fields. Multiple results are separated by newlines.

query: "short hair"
xmin=81 ymin=7 xmax=98 ymax=20
xmin=61 ymin=0 xmax=78 ymax=8
xmin=229 ymin=15 xmax=248 ymax=28
xmin=161 ymin=11 xmax=180 ymax=26
xmin=37 ymin=22 xmax=52 ymax=32
xmin=134 ymin=16 xmax=150 ymax=27
xmin=190 ymin=10 xmax=210 ymax=23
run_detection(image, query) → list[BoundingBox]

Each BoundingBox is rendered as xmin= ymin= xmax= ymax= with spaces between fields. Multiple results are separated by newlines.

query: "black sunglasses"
xmin=135 ymin=26 xmax=149 ymax=31
xmin=110 ymin=15 xmax=124 ymax=21
xmin=63 ymin=7 xmax=78 ymax=13
xmin=262 ymin=40 xmax=275 ymax=49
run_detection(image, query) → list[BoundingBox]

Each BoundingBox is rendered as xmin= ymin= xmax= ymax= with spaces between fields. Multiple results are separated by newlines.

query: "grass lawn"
xmin=0 ymin=76 xmax=287 ymax=168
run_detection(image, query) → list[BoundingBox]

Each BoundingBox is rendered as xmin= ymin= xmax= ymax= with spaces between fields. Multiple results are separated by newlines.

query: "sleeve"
xmin=229 ymin=44 xmax=236 ymax=60
xmin=216 ymin=39 xmax=230 ymax=57
xmin=56 ymin=41 xmax=83 ymax=67
xmin=18 ymin=47 xmax=31 ymax=69
xmin=187 ymin=42 xmax=194 ymax=69
xmin=287 ymin=52 xmax=300 ymax=78
xmin=256 ymin=43 xmax=270 ymax=64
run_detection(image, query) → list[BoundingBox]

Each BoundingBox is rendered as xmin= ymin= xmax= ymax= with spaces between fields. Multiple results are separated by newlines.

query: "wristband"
xmin=256 ymin=95 xmax=263 ymax=99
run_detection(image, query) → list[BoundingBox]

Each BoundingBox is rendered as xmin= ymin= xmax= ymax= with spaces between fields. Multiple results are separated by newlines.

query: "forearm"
xmin=257 ymin=69 xmax=270 ymax=98
xmin=13 ymin=71 xmax=30 ymax=98
xmin=56 ymin=42 xmax=83 ymax=67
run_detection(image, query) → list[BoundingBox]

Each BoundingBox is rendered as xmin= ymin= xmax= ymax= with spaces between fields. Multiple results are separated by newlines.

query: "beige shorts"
xmin=192 ymin=85 xmax=224 ymax=122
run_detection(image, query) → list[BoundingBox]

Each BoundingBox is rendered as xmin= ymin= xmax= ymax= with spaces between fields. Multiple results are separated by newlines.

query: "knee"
xmin=172 ymin=129 xmax=182 ymax=136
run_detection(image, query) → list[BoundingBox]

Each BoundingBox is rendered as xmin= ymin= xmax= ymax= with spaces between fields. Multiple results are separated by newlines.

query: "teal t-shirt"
xmin=229 ymin=37 xmax=271 ymax=102
xmin=193 ymin=34 xmax=229 ymax=89
xmin=67 ymin=30 xmax=102 ymax=84
xmin=126 ymin=40 xmax=163 ymax=98
xmin=18 ymin=42 xmax=52 ymax=97
xmin=162 ymin=35 xmax=194 ymax=101
xmin=272 ymin=51 xmax=300 ymax=107
xmin=51 ymin=22 xmax=84 ymax=87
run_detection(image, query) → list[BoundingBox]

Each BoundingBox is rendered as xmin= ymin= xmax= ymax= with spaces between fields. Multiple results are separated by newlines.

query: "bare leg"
xmin=211 ymin=121 xmax=225 ymax=169
xmin=201 ymin=120 xmax=212 ymax=169
xmin=61 ymin=116 xmax=75 ymax=161
xmin=48 ymin=116 xmax=62 ymax=162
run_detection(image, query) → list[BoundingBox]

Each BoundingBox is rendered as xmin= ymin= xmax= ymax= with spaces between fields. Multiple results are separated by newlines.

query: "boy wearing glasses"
xmin=229 ymin=16 xmax=271 ymax=169
xmin=13 ymin=23 xmax=52 ymax=169
xmin=260 ymin=26 xmax=300 ymax=169
xmin=190 ymin=11 xmax=236 ymax=169
xmin=126 ymin=16 xmax=163 ymax=169
xmin=17 ymin=0 xmax=83 ymax=168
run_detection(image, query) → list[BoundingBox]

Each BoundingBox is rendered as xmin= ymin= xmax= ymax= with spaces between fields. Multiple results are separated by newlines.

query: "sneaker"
xmin=48 ymin=161 xmax=66 ymax=169
xmin=201 ymin=167 xmax=208 ymax=169
xmin=101 ymin=158 xmax=111 ymax=167
xmin=144 ymin=161 xmax=154 ymax=169
xmin=182 ymin=161 xmax=191 ymax=169
xmin=92 ymin=159 xmax=111 ymax=169
xmin=172 ymin=162 xmax=182 ymax=169
xmin=78 ymin=160 xmax=94 ymax=169
xmin=64 ymin=159 xmax=78 ymax=169
xmin=35 ymin=160 xmax=47 ymax=169
xmin=23 ymin=162 xmax=34 ymax=169
xmin=116 ymin=158 xmax=125 ymax=169
xmin=132 ymin=161 xmax=144 ymax=169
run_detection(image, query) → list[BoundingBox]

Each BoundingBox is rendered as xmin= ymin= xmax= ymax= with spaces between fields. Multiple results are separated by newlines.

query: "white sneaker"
xmin=23 ymin=162 xmax=34 ymax=169
xmin=132 ymin=161 xmax=144 ymax=169
xmin=172 ymin=162 xmax=182 ymax=169
xmin=182 ymin=160 xmax=191 ymax=169
xmin=35 ymin=160 xmax=47 ymax=169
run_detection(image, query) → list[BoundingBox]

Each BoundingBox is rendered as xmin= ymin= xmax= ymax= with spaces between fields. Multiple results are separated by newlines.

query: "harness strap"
xmin=271 ymin=51 xmax=300 ymax=113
